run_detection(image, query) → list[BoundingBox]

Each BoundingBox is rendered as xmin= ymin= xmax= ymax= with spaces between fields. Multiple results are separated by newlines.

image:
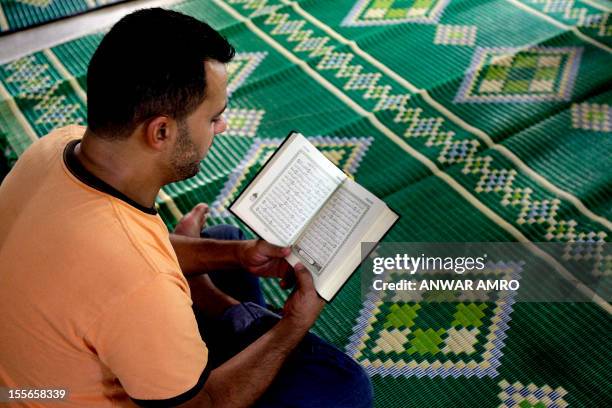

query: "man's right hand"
xmin=282 ymin=263 xmax=326 ymax=331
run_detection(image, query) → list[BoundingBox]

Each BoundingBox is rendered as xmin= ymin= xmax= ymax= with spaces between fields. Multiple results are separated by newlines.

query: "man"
xmin=0 ymin=8 xmax=372 ymax=408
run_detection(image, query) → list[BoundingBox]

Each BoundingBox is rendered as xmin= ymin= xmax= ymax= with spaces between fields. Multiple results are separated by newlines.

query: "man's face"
xmin=170 ymin=60 xmax=228 ymax=181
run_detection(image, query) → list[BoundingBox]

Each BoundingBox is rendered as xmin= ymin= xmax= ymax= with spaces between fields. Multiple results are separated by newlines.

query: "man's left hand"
xmin=237 ymin=240 xmax=292 ymax=280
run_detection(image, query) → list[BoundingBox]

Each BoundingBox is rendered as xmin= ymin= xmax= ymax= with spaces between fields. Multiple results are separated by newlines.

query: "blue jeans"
xmin=198 ymin=225 xmax=373 ymax=408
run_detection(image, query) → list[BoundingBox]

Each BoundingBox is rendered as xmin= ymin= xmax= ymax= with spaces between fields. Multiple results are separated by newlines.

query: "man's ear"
xmin=144 ymin=116 xmax=176 ymax=151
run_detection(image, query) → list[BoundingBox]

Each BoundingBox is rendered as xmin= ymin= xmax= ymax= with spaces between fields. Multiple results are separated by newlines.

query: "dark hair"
xmin=86 ymin=8 xmax=235 ymax=138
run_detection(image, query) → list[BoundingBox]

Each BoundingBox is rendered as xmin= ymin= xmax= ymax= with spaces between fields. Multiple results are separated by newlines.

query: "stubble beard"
xmin=170 ymin=119 xmax=201 ymax=182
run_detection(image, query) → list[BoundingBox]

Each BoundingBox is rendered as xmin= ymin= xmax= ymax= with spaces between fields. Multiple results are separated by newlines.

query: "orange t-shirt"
xmin=0 ymin=125 xmax=208 ymax=407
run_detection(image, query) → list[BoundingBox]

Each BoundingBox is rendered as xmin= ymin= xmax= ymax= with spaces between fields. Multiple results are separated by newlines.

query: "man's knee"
xmin=324 ymin=353 xmax=373 ymax=407
xmin=200 ymin=224 xmax=246 ymax=241
xmin=312 ymin=342 xmax=373 ymax=408
xmin=256 ymin=333 xmax=374 ymax=407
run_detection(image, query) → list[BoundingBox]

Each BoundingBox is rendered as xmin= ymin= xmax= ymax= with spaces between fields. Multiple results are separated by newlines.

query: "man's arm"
xmin=170 ymin=233 xmax=291 ymax=279
xmin=169 ymin=234 xmax=243 ymax=276
xmin=177 ymin=264 xmax=325 ymax=408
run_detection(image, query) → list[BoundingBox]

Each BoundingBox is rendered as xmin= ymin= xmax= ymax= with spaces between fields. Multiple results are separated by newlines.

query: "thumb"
xmin=294 ymin=263 xmax=315 ymax=293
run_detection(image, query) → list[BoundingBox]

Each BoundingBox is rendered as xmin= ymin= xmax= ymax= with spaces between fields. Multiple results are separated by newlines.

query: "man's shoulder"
xmin=43 ymin=124 xmax=86 ymax=142
xmin=6 ymin=125 xmax=85 ymax=177
xmin=26 ymin=124 xmax=85 ymax=154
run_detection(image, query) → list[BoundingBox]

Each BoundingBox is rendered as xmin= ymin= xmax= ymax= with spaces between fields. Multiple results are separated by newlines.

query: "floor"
xmin=0 ymin=0 xmax=181 ymax=65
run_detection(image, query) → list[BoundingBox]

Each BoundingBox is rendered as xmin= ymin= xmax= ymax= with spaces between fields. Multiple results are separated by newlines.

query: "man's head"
xmin=86 ymin=8 xmax=234 ymax=181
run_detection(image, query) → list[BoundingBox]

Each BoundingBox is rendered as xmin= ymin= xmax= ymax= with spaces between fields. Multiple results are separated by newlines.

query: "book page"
xmin=250 ymin=151 xmax=340 ymax=245
xmin=230 ymin=132 xmax=346 ymax=247
xmin=318 ymin=207 xmax=398 ymax=300
xmin=287 ymin=178 xmax=399 ymax=301
xmin=293 ymin=183 xmax=371 ymax=275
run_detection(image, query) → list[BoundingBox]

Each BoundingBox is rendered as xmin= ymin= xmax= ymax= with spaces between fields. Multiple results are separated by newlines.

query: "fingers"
xmin=293 ymin=263 xmax=315 ymax=293
xmin=280 ymin=272 xmax=295 ymax=289
xmin=257 ymin=240 xmax=291 ymax=258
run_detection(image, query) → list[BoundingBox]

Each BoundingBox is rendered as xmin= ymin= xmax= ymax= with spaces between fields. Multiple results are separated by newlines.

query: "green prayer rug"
xmin=0 ymin=0 xmax=611 ymax=406
xmin=0 ymin=0 xmax=127 ymax=34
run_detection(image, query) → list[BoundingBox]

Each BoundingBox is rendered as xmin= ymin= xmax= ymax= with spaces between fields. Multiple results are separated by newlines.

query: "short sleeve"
xmin=85 ymin=274 xmax=209 ymax=403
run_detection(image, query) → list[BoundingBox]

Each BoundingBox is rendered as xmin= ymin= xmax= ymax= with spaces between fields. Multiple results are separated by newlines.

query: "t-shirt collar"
xmin=63 ymin=139 xmax=158 ymax=215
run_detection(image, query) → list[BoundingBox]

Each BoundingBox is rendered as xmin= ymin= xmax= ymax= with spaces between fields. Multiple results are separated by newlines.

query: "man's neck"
xmin=75 ymin=128 xmax=162 ymax=209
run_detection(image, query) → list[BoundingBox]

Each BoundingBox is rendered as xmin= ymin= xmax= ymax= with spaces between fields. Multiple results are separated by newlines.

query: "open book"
xmin=230 ymin=131 xmax=399 ymax=301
